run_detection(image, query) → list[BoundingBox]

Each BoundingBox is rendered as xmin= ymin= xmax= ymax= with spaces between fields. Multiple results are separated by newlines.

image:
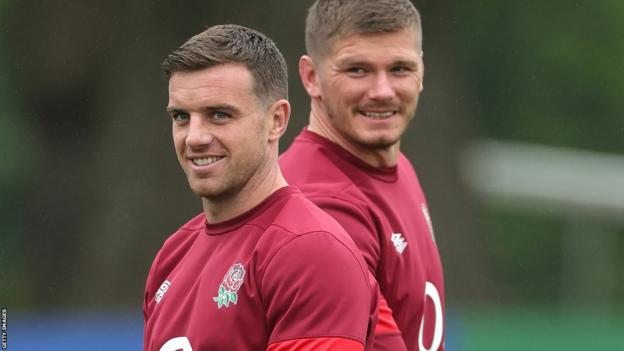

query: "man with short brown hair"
xmin=144 ymin=24 xmax=377 ymax=351
xmin=281 ymin=1 xmax=445 ymax=350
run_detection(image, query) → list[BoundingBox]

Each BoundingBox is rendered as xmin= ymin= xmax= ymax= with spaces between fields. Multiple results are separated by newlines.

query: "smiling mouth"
xmin=191 ymin=156 xmax=224 ymax=166
xmin=360 ymin=111 xmax=396 ymax=120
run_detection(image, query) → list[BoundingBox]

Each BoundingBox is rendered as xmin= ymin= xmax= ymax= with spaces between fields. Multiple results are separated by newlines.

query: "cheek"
xmin=324 ymin=87 xmax=359 ymax=114
xmin=232 ymin=123 xmax=267 ymax=157
xmin=331 ymin=80 xmax=362 ymax=98
xmin=396 ymin=83 xmax=421 ymax=103
xmin=324 ymin=76 xmax=353 ymax=98
xmin=172 ymin=132 xmax=186 ymax=154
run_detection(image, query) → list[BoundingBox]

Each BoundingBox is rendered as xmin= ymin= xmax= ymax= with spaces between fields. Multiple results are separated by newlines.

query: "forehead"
xmin=328 ymin=29 xmax=422 ymax=65
xmin=167 ymin=64 xmax=256 ymax=107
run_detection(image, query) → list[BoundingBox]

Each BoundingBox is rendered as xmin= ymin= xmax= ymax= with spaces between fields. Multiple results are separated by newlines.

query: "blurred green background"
xmin=1 ymin=0 xmax=622 ymax=350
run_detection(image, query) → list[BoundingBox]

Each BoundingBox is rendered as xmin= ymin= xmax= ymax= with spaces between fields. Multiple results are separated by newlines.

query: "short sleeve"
xmin=143 ymin=250 xmax=161 ymax=322
xmin=261 ymin=232 xmax=374 ymax=348
xmin=311 ymin=197 xmax=381 ymax=274
xmin=143 ymin=249 xmax=162 ymax=351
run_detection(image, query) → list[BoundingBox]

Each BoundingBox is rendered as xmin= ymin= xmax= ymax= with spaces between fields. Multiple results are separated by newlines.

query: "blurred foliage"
xmin=0 ymin=0 xmax=40 ymax=307
xmin=456 ymin=1 xmax=624 ymax=153
xmin=453 ymin=0 xmax=624 ymax=309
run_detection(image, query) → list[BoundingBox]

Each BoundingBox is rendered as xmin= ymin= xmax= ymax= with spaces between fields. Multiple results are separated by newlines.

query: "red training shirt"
xmin=144 ymin=186 xmax=377 ymax=351
xmin=280 ymin=129 xmax=446 ymax=351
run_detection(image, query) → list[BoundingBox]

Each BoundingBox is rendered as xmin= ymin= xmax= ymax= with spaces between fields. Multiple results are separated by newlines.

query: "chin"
xmin=356 ymin=133 xmax=401 ymax=149
xmin=190 ymin=188 xmax=213 ymax=198
xmin=188 ymin=182 xmax=222 ymax=199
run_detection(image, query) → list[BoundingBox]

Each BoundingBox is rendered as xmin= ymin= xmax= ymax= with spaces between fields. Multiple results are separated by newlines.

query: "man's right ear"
xmin=298 ymin=55 xmax=321 ymax=99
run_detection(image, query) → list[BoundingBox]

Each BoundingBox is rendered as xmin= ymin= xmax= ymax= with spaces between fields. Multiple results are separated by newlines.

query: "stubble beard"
xmin=325 ymin=103 xmax=411 ymax=151
xmin=189 ymin=147 xmax=269 ymax=204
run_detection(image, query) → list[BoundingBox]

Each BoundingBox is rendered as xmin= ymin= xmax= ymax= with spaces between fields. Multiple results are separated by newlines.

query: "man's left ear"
xmin=267 ymin=99 xmax=290 ymax=141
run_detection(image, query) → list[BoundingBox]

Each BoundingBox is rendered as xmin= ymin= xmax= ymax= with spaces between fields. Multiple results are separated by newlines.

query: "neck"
xmin=202 ymin=153 xmax=287 ymax=223
xmin=308 ymin=102 xmax=399 ymax=168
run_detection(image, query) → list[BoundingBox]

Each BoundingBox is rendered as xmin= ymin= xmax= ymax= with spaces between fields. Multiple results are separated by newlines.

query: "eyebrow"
xmin=338 ymin=58 xmax=419 ymax=70
xmin=166 ymin=104 xmax=242 ymax=115
xmin=392 ymin=60 xmax=419 ymax=69
xmin=166 ymin=107 xmax=185 ymax=114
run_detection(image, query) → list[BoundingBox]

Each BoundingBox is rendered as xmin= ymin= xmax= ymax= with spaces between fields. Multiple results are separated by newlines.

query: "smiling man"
xmin=143 ymin=24 xmax=377 ymax=351
xmin=280 ymin=1 xmax=445 ymax=350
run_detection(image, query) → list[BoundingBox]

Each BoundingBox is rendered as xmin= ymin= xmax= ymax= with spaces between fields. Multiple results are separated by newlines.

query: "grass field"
xmin=459 ymin=307 xmax=624 ymax=351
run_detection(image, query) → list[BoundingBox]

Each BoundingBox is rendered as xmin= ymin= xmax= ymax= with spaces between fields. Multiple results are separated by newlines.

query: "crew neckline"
xmin=203 ymin=186 xmax=299 ymax=235
xmin=298 ymin=128 xmax=399 ymax=182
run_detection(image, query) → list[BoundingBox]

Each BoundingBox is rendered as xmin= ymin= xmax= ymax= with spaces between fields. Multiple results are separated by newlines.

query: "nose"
xmin=185 ymin=115 xmax=214 ymax=148
xmin=368 ymin=72 xmax=395 ymax=101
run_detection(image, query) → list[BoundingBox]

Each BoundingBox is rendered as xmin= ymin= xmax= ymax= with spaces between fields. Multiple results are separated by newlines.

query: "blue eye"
xmin=172 ymin=112 xmax=190 ymax=123
xmin=346 ymin=67 xmax=366 ymax=76
xmin=211 ymin=111 xmax=230 ymax=121
xmin=391 ymin=66 xmax=409 ymax=74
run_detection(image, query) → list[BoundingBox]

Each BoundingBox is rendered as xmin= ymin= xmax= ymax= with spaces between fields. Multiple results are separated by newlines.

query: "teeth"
xmin=192 ymin=156 xmax=222 ymax=166
xmin=363 ymin=111 xmax=394 ymax=119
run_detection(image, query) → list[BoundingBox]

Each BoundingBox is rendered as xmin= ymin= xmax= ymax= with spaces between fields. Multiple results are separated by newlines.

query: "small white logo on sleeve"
xmin=391 ymin=233 xmax=408 ymax=254
xmin=155 ymin=280 xmax=171 ymax=304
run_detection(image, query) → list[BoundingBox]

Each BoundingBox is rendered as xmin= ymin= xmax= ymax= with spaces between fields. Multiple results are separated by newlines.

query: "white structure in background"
xmin=461 ymin=140 xmax=624 ymax=306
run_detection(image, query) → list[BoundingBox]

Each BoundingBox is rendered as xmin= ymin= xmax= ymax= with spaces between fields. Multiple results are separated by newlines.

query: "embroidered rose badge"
xmin=213 ymin=263 xmax=246 ymax=308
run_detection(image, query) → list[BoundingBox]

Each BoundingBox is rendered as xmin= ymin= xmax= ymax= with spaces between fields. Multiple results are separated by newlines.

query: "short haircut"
xmin=162 ymin=24 xmax=288 ymax=102
xmin=305 ymin=0 xmax=422 ymax=60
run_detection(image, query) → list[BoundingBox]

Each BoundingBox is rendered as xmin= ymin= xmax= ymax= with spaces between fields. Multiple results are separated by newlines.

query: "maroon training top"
xmin=144 ymin=186 xmax=377 ymax=351
xmin=280 ymin=129 xmax=446 ymax=351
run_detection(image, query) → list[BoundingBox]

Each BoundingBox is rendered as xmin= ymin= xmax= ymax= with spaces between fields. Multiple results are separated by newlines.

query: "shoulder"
xmin=397 ymin=153 xmax=419 ymax=179
xmin=250 ymin=192 xmax=368 ymax=274
xmin=255 ymin=193 xmax=362 ymax=253
xmin=160 ymin=213 xmax=204 ymax=254
xmin=396 ymin=153 xmax=427 ymax=196
xmin=264 ymin=230 xmax=366 ymax=274
xmin=145 ymin=213 xmax=204 ymax=293
xmin=279 ymin=162 xmax=378 ymax=239
xmin=268 ymin=192 xmax=354 ymax=234
xmin=259 ymin=230 xmax=371 ymax=314
xmin=279 ymin=130 xmax=377 ymax=213
xmin=281 ymin=134 xmax=355 ymax=189
xmin=281 ymin=158 xmax=371 ymax=217
xmin=259 ymin=231 xmax=374 ymax=347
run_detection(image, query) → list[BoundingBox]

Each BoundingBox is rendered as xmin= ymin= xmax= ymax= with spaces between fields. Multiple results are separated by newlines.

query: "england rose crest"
xmin=213 ymin=263 xmax=246 ymax=308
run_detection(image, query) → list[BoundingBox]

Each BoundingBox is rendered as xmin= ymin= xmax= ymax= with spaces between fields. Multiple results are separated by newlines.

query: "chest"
xmin=370 ymin=180 xmax=436 ymax=254
xmin=366 ymin=180 xmax=443 ymax=290
xmin=145 ymin=236 xmax=267 ymax=351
